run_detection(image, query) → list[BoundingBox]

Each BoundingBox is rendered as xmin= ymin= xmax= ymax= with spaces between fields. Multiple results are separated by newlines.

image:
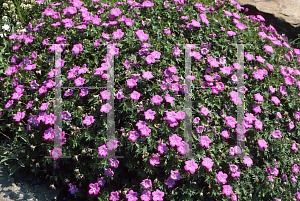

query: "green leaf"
xmin=17 ymin=160 xmax=25 ymax=167
xmin=9 ymin=164 xmax=22 ymax=176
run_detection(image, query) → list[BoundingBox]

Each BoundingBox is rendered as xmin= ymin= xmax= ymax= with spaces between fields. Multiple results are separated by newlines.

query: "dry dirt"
xmin=0 ymin=163 xmax=62 ymax=201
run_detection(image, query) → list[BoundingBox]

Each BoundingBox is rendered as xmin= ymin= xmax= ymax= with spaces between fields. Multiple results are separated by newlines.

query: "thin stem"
xmin=0 ymin=132 xmax=13 ymax=142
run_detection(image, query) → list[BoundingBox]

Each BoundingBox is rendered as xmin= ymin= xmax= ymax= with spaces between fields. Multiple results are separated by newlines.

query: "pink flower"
xmin=100 ymin=90 xmax=111 ymax=100
xmin=100 ymin=103 xmax=112 ymax=113
xmin=89 ymin=183 xmax=100 ymax=195
xmin=202 ymin=157 xmax=214 ymax=169
xmin=128 ymin=130 xmax=139 ymax=142
xmin=74 ymin=77 xmax=85 ymax=86
xmin=145 ymin=54 xmax=155 ymax=64
xmin=225 ymin=116 xmax=237 ymax=128
xmin=164 ymin=28 xmax=171 ymax=35
xmin=257 ymin=139 xmax=268 ymax=151
xmin=140 ymin=126 xmax=151 ymax=137
xmin=158 ymin=143 xmax=168 ymax=154
xmin=173 ymin=45 xmax=181 ymax=57
xmin=151 ymin=95 xmax=163 ymax=105
xmin=170 ymin=170 xmax=181 ymax=180
xmin=141 ymin=190 xmax=152 ymax=201
xmin=44 ymin=128 xmax=54 ymax=140
xmin=144 ymin=109 xmax=156 ymax=120
xmin=220 ymin=130 xmax=230 ymax=139
xmin=271 ymin=96 xmax=280 ymax=105
xmin=256 ymin=55 xmax=265 ymax=63
xmin=166 ymin=111 xmax=178 ymax=122
xmin=126 ymin=78 xmax=138 ymax=88
xmin=200 ymin=106 xmax=211 ymax=116
xmin=150 ymin=154 xmax=160 ymax=166
xmin=72 ymin=44 xmax=83 ymax=54
xmin=140 ymin=179 xmax=152 ymax=189
xmin=253 ymin=105 xmax=261 ymax=113
xmin=222 ymin=185 xmax=232 ymax=197
xmin=231 ymin=193 xmax=238 ymax=201
xmin=152 ymin=189 xmax=164 ymax=201
xmin=184 ymin=158 xmax=198 ymax=174
xmin=40 ymin=102 xmax=50 ymax=111
xmin=289 ymin=121 xmax=295 ymax=130
xmin=254 ymin=119 xmax=263 ymax=130
xmin=264 ymin=45 xmax=274 ymax=53
xmin=254 ymin=93 xmax=263 ymax=102
xmin=243 ymin=156 xmax=253 ymax=167
xmin=227 ymin=31 xmax=236 ymax=36
xmin=199 ymin=136 xmax=212 ymax=148
xmin=98 ymin=145 xmax=107 ymax=156
xmin=216 ymin=171 xmax=228 ymax=184
xmin=110 ymin=191 xmax=120 ymax=201
xmin=270 ymin=130 xmax=282 ymax=139
xmin=177 ymin=141 xmax=190 ymax=155
xmin=130 ymin=91 xmax=141 ymax=101
xmin=292 ymin=164 xmax=299 ymax=174
xmin=142 ymin=71 xmax=154 ymax=79
xmin=165 ymin=94 xmax=175 ymax=103
xmin=169 ymin=134 xmax=182 ymax=147
xmin=51 ymin=147 xmax=62 ymax=160
xmin=112 ymin=29 xmax=124 ymax=39
xmin=110 ymin=157 xmax=119 ymax=168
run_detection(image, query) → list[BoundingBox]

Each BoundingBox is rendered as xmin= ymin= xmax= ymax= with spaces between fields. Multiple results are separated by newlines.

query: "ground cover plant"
xmin=1 ymin=0 xmax=300 ymax=200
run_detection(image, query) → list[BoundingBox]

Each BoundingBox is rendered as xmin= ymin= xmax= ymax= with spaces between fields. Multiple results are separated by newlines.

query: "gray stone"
xmin=235 ymin=0 xmax=300 ymax=45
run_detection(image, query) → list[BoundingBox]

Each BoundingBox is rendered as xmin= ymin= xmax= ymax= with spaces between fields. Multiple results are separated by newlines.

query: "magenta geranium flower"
xmin=165 ymin=94 xmax=175 ymax=103
xmin=271 ymin=130 xmax=282 ymax=139
xmin=199 ymin=136 xmax=212 ymax=148
xmin=222 ymin=185 xmax=232 ymax=197
xmin=100 ymin=103 xmax=112 ymax=113
xmin=151 ymin=95 xmax=163 ymax=105
xmin=264 ymin=45 xmax=274 ymax=53
xmin=100 ymin=90 xmax=111 ymax=100
xmin=271 ymin=96 xmax=281 ymax=105
xmin=150 ymin=154 xmax=160 ymax=166
xmin=243 ymin=156 xmax=253 ymax=167
xmin=144 ymin=109 xmax=156 ymax=120
xmin=98 ymin=145 xmax=107 ymax=156
xmin=83 ymin=115 xmax=95 ymax=126
xmin=141 ymin=190 xmax=152 ymax=201
xmin=89 ymin=183 xmax=100 ymax=195
xmin=258 ymin=139 xmax=268 ymax=151
xmin=128 ymin=130 xmax=139 ymax=142
xmin=112 ymin=29 xmax=124 ymax=39
xmin=225 ymin=116 xmax=237 ymax=128
xmin=152 ymin=189 xmax=164 ymax=201
xmin=184 ymin=158 xmax=198 ymax=174
xmin=200 ymin=106 xmax=211 ymax=116
xmin=254 ymin=93 xmax=263 ymax=102
xmin=220 ymin=130 xmax=230 ymax=139
xmin=202 ymin=157 xmax=214 ymax=169
xmin=142 ymin=71 xmax=154 ymax=79
xmin=130 ymin=91 xmax=141 ymax=101
xmin=140 ymin=179 xmax=152 ymax=189
xmin=74 ymin=77 xmax=85 ymax=86
xmin=170 ymin=170 xmax=181 ymax=181
xmin=157 ymin=143 xmax=168 ymax=154
xmin=51 ymin=147 xmax=62 ymax=160
xmin=216 ymin=171 xmax=228 ymax=184
xmin=169 ymin=134 xmax=182 ymax=147
xmin=72 ymin=44 xmax=83 ymax=54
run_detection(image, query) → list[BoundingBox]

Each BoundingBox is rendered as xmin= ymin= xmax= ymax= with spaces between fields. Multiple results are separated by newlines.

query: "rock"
xmin=235 ymin=0 xmax=300 ymax=46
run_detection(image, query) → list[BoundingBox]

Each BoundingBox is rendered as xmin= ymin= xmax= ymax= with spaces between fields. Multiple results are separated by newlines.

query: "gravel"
xmin=0 ymin=163 xmax=62 ymax=201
